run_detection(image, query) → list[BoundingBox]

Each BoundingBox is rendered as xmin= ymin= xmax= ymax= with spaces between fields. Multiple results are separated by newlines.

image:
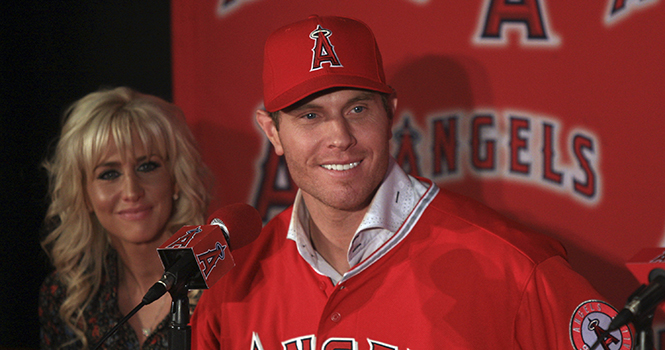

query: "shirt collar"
xmin=287 ymin=157 xmax=429 ymax=281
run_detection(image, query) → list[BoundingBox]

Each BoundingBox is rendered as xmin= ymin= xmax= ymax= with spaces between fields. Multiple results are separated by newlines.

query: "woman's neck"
xmin=114 ymin=239 xmax=172 ymax=344
xmin=113 ymin=239 xmax=166 ymax=289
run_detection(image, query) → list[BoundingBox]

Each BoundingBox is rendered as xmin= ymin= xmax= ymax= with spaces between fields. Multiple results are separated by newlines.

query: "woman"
xmin=39 ymin=87 xmax=213 ymax=349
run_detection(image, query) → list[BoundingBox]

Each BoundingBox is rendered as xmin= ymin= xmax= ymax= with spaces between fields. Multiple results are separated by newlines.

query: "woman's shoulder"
xmin=39 ymin=269 xmax=67 ymax=320
xmin=40 ymin=270 xmax=66 ymax=297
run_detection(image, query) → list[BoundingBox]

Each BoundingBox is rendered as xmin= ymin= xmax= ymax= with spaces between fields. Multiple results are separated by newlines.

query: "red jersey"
xmin=191 ymin=181 xmax=610 ymax=349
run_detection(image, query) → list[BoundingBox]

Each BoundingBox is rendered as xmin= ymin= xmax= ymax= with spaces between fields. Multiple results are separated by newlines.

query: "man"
xmin=192 ymin=15 xmax=622 ymax=349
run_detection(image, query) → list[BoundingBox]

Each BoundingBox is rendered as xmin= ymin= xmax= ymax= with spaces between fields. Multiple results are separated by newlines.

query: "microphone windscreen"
xmin=649 ymin=268 xmax=665 ymax=283
xmin=207 ymin=203 xmax=262 ymax=251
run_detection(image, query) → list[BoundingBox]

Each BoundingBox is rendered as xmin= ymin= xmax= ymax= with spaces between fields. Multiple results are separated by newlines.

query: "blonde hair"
xmin=41 ymin=87 xmax=213 ymax=348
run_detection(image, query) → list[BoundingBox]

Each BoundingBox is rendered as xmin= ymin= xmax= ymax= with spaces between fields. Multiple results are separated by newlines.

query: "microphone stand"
xmin=92 ymin=265 xmax=195 ymax=350
xmin=620 ymin=282 xmax=658 ymax=350
xmin=633 ymin=308 xmax=655 ymax=350
xmin=168 ymin=280 xmax=191 ymax=350
xmin=92 ymin=291 xmax=193 ymax=350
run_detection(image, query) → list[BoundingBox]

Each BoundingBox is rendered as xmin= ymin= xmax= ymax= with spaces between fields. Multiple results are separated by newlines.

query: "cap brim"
xmin=264 ymin=74 xmax=393 ymax=112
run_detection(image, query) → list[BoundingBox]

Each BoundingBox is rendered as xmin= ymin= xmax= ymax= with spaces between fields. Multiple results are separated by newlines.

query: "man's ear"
xmin=390 ymin=93 xmax=398 ymax=113
xmin=256 ymin=109 xmax=284 ymax=156
xmin=388 ymin=93 xmax=397 ymax=140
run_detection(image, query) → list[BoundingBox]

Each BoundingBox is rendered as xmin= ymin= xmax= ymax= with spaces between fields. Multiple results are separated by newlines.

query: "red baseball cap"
xmin=262 ymin=15 xmax=394 ymax=112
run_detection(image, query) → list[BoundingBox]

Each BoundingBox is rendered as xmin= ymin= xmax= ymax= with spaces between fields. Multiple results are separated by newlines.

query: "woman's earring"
xmin=173 ymin=193 xmax=179 ymax=201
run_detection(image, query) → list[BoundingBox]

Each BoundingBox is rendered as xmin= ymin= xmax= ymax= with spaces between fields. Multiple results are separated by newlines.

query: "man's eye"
xmin=138 ymin=161 xmax=160 ymax=172
xmin=98 ymin=170 xmax=120 ymax=180
xmin=302 ymin=113 xmax=317 ymax=120
xmin=352 ymin=106 xmax=366 ymax=113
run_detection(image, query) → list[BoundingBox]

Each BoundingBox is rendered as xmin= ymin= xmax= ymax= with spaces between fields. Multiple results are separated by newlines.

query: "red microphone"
xmin=143 ymin=203 xmax=262 ymax=304
xmin=205 ymin=203 xmax=264 ymax=252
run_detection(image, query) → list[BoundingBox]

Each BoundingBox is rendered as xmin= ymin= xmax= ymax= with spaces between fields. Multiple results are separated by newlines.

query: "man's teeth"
xmin=321 ymin=162 xmax=360 ymax=171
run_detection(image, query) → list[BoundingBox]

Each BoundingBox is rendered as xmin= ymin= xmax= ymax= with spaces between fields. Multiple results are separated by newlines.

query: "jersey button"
xmin=319 ymin=281 xmax=327 ymax=290
xmin=330 ymin=312 xmax=342 ymax=322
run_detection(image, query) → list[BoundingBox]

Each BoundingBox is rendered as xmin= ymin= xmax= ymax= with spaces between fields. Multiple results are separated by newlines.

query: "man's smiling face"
xmin=258 ymin=88 xmax=395 ymax=213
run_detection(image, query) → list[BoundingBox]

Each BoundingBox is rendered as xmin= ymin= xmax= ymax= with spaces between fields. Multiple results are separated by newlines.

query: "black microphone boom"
xmin=608 ymin=268 xmax=665 ymax=331
xmin=142 ymin=251 xmax=199 ymax=304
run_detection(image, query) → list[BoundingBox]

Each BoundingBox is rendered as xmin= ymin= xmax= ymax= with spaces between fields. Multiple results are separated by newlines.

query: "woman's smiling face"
xmin=85 ymin=134 xmax=175 ymax=246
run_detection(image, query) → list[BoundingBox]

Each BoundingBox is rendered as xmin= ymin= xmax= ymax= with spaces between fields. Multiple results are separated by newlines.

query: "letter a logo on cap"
xmin=310 ymin=25 xmax=342 ymax=71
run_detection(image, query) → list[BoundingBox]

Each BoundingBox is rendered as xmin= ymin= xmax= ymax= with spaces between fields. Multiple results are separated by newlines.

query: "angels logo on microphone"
xmin=166 ymin=226 xmax=202 ymax=248
xmin=569 ymin=300 xmax=632 ymax=350
xmin=649 ymin=250 xmax=665 ymax=263
xmin=196 ymin=242 xmax=228 ymax=279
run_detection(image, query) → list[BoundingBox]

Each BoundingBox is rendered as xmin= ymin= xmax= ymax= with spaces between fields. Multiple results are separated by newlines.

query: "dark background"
xmin=1 ymin=2 xmax=172 ymax=348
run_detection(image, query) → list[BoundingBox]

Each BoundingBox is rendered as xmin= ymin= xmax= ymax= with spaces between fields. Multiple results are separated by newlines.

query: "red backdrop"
xmin=171 ymin=0 xmax=664 ymax=343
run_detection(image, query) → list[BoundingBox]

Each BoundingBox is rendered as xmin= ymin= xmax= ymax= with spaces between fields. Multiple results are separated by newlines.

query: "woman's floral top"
xmin=39 ymin=249 xmax=201 ymax=349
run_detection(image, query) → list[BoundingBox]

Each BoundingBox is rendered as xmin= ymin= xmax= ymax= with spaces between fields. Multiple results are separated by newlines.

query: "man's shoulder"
xmin=420 ymin=188 xmax=567 ymax=264
xmin=262 ymin=206 xmax=293 ymax=233
xmin=230 ymin=205 xmax=295 ymax=267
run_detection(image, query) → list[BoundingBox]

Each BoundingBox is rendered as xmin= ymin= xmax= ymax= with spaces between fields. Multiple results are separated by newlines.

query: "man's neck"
xmin=304 ymin=195 xmax=369 ymax=275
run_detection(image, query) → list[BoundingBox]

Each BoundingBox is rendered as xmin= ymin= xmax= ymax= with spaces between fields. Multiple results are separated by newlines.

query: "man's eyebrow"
xmin=285 ymin=90 xmax=377 ymax=114
xmin=346 ymin=91 xmax=376 ymax=105
xmin=289 ymin=102 xmax=324 ymax=113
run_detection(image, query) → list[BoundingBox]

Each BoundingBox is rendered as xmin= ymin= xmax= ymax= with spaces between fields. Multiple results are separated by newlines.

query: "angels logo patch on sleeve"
xmin=569 ymin=300 xmax=632 ymax=350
